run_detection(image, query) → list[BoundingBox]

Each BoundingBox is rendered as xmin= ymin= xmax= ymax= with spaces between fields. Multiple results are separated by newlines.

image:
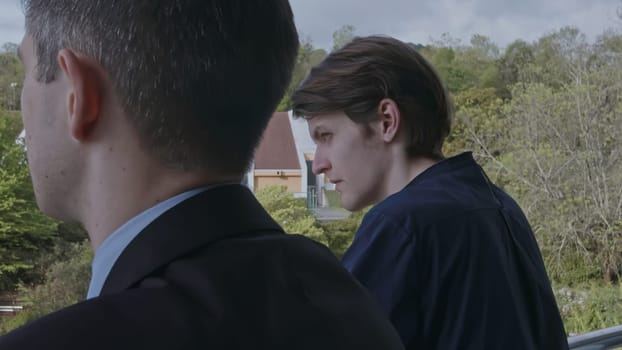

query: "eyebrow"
xmin=311 ymin=127 xmax=320 ymax=140
xmin=311 ymin=126 xmax=327 ymax=141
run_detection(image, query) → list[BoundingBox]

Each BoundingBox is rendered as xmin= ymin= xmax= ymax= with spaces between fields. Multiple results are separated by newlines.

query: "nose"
xmin=312 ymin=148 xmax=330 ymax=175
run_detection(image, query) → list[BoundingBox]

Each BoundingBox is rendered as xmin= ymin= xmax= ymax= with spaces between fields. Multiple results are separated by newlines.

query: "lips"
xmin=332 ymin=180 xmax=343 ymax=191
xmin=328 ymin=176 xmax=341 ymax=184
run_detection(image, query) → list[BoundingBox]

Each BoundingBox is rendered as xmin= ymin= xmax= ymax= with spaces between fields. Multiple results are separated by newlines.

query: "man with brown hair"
xmin=0 ymin=2 xmax=404 ymax=349
xmin=292 ymin=35 xmax=568 ymax=349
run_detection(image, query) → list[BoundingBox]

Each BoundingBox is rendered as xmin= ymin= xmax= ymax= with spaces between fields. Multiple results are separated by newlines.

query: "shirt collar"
xmin=86 ymin=186 xmax=210 ymax=299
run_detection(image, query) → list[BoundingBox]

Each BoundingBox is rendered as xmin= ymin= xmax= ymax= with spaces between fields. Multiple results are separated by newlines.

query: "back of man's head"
xmin=292 ymin=35 xmax=451 ymax=159
xmin=22 ymin=0 xmax=299 ymax=175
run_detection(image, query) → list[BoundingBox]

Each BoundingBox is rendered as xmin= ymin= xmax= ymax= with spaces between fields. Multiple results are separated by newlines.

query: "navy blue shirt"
xmin=343 ymin=152 xmax=568 ymax=350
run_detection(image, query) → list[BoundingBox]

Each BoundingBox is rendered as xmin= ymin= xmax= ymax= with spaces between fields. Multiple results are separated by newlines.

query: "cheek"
xmin=20 ymin=83 xmax=37 ymax=131
xmin=21 ymin=81 xmax=65 ymax=135
xmin=20 ymin=86 xmax=53 ymax=166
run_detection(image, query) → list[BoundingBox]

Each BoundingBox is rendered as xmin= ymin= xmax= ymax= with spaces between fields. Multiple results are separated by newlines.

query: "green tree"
xmin=0 ymin=47 xmax=23 ymax=110
xmin=277 ymin=37 xmax=327 ymax=111
xmin=331 ymin=24 xmax=356 ymax=51
xmin=422 ymin=34 xmax=501 ymax=94
xmin=498 ymin=39 xmax=535 ymax=93
xmin=256 ymin=185 xmax=327 ymax=245
xmin=444 ymin=87 xmax=508 ymax=183
xmin=1 ymin=43 xmax=18 ymax=53
xmin=0 ymin=111 xmax=58 ymax=292
xmin=469 ymin=40 xmax=622 ymax=283
xmin=525 ymin=27 xmax=590 ymax=89
xmin=422 ymin=45 xmax=471 ymax=92
xmin=502 ymin=75 xmax=622 ymax=283
xmin=319 ymin=209 xmax=367 ymax=258
xmin=0 ymin=240 xmax=92 ymax=334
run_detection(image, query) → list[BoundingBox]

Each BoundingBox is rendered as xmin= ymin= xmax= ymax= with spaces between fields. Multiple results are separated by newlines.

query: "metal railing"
xmin=307 ymin=185 xmax=319 ymax=209
xmin=0 ymin=305 xmax=23 ymax=316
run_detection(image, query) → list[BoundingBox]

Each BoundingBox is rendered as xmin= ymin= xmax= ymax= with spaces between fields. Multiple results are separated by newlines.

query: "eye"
xmin=319 ymin=132 xmax=332 ymax=142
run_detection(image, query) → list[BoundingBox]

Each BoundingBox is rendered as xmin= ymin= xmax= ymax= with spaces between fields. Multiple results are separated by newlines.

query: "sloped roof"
xmin=254 ymin=112 xmax=300 ymax=170
xmin=289 ymin=113 xmax=316 ymax=155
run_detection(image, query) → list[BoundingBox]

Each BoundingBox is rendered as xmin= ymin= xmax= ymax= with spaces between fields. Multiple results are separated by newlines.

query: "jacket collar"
xmin=100 ymin=184 xmax=282 ymax=296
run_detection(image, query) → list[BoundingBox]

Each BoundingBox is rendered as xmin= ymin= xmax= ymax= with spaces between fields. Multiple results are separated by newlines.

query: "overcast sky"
xmin=0 ymin=0 xmax=620 ymax=50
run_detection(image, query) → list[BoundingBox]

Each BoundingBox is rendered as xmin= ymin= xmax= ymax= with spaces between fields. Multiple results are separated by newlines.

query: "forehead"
xmin=307 ymin=111 xmax=348 ymax=129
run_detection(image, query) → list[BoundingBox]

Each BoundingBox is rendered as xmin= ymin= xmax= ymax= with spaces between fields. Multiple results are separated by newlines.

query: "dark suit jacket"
xmin=0 ymin=185 xmax=403 ymax=349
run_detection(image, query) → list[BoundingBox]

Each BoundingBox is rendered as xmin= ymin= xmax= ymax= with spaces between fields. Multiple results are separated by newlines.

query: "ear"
xmin=377 ymin=98 xmax=400 ymax=143
xmin=57 ymin=49 xmax=102 ymax=142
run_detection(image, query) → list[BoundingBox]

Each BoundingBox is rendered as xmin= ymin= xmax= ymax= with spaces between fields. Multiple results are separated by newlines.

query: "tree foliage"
xmin=0 ymin=111 xmax=58 ymax=291
xmin=440 ymin=27 xmax=622 ymax=285
xmin=277 ymin=24 xmax=358 ymax=111
xmin=255 ymin=185 xmax=364 ymax=256
xmin=0 ymin=49 xmax=22 ymax=111
xmin=421 ymin=34 xmax=502 ymax=93
xmin=277 ymin=36 xmax=327 ymax=111
xmin=0 ymin=241 xmax=92 ymax=334
xmin=319 ymin=209 xmax=367 ymax=259
xmin=256 ymin=185 xmax=327 ymax=244
xmin=331 ymin=24 xmax=356 ymax=52
xmin=501 ymin=71 xmax=622 ymax=283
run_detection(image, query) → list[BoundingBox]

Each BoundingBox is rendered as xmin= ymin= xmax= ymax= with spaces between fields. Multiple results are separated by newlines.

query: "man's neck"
xmin=80 ymin=160 xmax=238 ymax=250
xmin=382 ymin=155 xmax=439 ymax=200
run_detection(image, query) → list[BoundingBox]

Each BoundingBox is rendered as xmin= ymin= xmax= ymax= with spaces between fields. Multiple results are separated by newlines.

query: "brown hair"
xmin=23 ymin=0 xmax=299 ymax=175
xmin=292 ymin=35 xmax=452 ymax=159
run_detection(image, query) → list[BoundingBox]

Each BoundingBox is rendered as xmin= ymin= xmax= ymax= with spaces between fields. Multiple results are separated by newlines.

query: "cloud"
xmin=289 ymin=0 xmax=621 ymax=49
xmin=0 ymin=1 xmax=23 ymax=45
xmin=0 ymin=0 xmax=618 ymax=49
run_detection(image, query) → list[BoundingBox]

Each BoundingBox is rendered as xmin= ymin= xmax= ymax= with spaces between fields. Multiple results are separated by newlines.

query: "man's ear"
xmin=377 ymin=98 xmax=400 ymax=143
xmin=57 ymin=49 xmax=102 ymax=142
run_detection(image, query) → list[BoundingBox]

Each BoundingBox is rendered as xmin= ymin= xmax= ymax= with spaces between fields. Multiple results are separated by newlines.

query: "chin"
xmin=39 ymin=204 xmax=66 ymax=221
xmin=36 ymin=196 xmax=72 ymax=221
xmin=341 ymin=191 xmax=379 ymax=212
xmin=341 ymin=197 xmax=366 ymax=212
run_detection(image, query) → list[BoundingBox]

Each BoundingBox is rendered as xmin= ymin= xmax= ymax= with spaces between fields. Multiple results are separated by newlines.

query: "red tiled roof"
xmin=254 ymin=112 xmax=300 ymax=170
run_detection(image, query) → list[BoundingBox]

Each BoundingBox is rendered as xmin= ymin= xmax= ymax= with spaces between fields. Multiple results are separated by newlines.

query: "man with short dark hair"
xmin=0 ymin=2 xmax=404 ymax=349
xmin=292 ymin=35 xmax=569 ymax=349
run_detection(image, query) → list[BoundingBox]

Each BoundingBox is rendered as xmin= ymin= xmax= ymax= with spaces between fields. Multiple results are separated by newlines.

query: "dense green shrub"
xmin=0 ymin=241 xmax=91 ymax=334
xmin=555 ymin=283 xmax=622 ymax=335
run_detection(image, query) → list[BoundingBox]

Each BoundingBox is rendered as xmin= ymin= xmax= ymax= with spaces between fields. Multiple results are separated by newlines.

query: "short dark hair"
xmin=22 ymin=0 xmax=299 ymax=174
xmin=292 ymin=35 xmax=451 ymax=159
